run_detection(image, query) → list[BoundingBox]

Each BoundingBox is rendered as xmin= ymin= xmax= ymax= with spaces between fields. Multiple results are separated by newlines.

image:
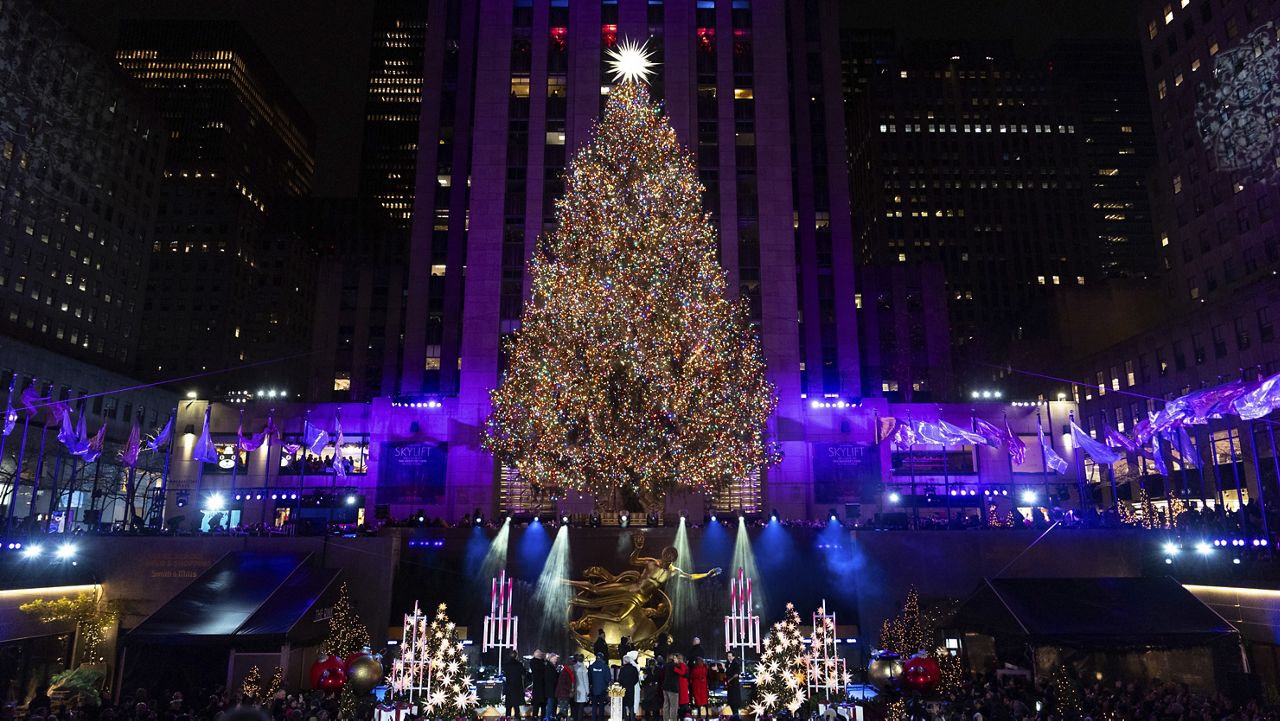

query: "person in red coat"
xmin=689 ymin=658 xmax=709 ymax=718
xmin=669 ymin=655 xmax=690 ymax=717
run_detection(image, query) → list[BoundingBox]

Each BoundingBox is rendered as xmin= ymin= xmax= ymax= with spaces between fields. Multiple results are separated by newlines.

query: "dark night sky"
xmin=44 ymin=0 xmax=1138 ymax=197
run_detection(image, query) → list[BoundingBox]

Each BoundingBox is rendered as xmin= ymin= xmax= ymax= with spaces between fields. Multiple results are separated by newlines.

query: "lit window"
xmin=1098 ymin=168 xmax=1119 ymax=176
xmin=1172 ymin=175 xmax=1182 ymax=193
xmin=899 ymin=70 xmax=908 ymax=79
xmin=1037 ymin=276 xmax=1046 ymax=285
xmin=1191 ymin=58 xmax=1201 ymax=72
xmin=1052 ymin=275 xmax=1061 ymax=285
xmin=1175 ymin=72 xmax=1184 ymax=86
xmin=1164 ymin=5 xmax=1174 ymax=24
xmin=1148 ymin=21 xmax=1158 ymax=39
xmin=898 ymin=253 xmax=906 ymax=262
xmin=1120 ymin=125 xmax=1133 ymax=133
xmin=546 ymin=131 xmax=565 ymax=145
xmin=431 ymin=264 xmax=447 ymax=276
xmin=1158 ymin=80 xmax=1167 ymax=99
xmin=333 ymin=375 xmax=351 ymax=392
xmin=733 ymin=88 xmax=753 ymax=99
xmin=1076 ymin=276 xmax=1085 ymax=285
xmin=1160 ymin=233 xmax=1169 ymax=247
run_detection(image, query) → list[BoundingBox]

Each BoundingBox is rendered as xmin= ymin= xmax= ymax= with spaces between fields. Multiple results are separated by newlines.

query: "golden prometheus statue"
xmin=566 ymin=531 xmax=721 ymax=655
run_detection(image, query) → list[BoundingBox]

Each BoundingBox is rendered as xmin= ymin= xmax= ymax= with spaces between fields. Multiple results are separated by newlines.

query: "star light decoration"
xmin=389 ymin=602 xmax=477 ymax=716
xmin=750 ymin=603 xmax=809 ymax=716
xmin=483 ymin=56 xmax=779 ymax=512
xmin=605 ymin=37 xmax=657 ymax=85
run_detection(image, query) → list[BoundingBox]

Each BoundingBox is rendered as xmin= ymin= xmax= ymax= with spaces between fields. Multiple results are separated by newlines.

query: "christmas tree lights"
xmin=750 ymin=603 xmax=808 ymax=716
xmin=483 ymin=77 xmax=779 ymax=511
xmin=323 ymin=582 xmax=371 ymax=658
xmin=389 ymin=602 xmax=477 ymax=717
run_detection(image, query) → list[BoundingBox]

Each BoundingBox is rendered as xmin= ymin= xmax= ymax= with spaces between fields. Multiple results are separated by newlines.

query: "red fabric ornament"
xmin=902 ymin=654 xmax=941 ymax=694
xmin=310 ymin=655 xmax=344 ymax=689
xmin=318 ymin=667 xmax=347 ymax=692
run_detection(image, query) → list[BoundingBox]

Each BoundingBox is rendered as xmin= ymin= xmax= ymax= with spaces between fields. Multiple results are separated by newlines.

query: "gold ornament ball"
xmin=866 ymin=654 xmax=904 ymax=691
xmin=345 ymin=654 xmax=384 ymax=693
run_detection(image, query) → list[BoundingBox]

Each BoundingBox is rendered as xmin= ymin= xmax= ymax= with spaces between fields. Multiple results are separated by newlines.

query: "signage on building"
xmin=378 ymin=441 xmax=447 ymax=503
xmin=812 ymin=442 xmax=880 ymax=503
xmin=891 ymin=449 xmax=975 ymax=475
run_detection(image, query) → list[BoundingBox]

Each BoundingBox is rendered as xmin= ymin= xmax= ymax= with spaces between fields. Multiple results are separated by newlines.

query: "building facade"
xmin=1074 ymin=0 xmax=1280 ymax=511
xmin=0 ymin=0 xmax=164 ymax=372
xmin=115 ymin=21 xmax=316 ymax=391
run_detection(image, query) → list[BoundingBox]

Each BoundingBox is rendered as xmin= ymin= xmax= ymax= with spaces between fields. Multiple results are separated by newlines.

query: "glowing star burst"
xmin=606 ymin=38 xmax=657 ymax=84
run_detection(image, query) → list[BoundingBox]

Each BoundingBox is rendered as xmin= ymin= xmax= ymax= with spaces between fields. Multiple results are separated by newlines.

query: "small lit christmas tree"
xmin=805 ymin=602 xmax=849 ymax=705
xmin=935 ymin=647 xmax=963 ymax=696
xmin=324 ymin=582 xmax=371 ymax=658
xmin=1166 ymin=493 xmax=1187 ymax=527
xmin=751 ymin=603 xmax=808 ymax=716
xmin=1048 ymin=664 xmax=1083 ymax=719
xmin=390 ymin=602 xmax=477 ymax=717
xmin=878 ymin=587 xmax=929 ymax=657
xmin=241 ymin=666 xmax=262 ymax=702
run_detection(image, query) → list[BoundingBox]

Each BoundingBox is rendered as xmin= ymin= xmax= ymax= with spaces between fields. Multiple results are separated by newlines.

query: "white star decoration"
xmin=606 ymin=38 xmax=657 ymax=84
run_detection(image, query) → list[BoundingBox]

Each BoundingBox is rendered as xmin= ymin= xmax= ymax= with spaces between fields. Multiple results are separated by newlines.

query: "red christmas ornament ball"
xmin=310 ymin=654 xmax=345 ymax=689
xmin=902 ymin=654 xmax=941 ymax=693
xmin=318 ymin=667 xmax=347 ymax=692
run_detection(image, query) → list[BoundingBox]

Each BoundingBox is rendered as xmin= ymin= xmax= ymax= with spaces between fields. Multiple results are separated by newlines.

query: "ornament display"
xmin=310 ymin=654 xmax=344 ymax=689
xmin=318 ymin=667 xmax=347 ymax=692
xmin=345 ymin=652 xmax=384 ymax=694
xmin=866 ymin=651 xmax=903 ymax=690
xmin=901 ymin=654 xmax=940 ymax=694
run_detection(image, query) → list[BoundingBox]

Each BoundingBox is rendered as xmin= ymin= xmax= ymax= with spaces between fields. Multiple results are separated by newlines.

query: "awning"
xmin=126 ymin=551 xmax=340 ymax=645
xmin=950 ymin=577 xmax=1238 ymax=647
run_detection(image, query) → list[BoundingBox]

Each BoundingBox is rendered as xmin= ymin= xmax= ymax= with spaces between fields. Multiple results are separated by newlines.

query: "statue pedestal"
xmin=610 ymin=696 xmax=623 ymax=721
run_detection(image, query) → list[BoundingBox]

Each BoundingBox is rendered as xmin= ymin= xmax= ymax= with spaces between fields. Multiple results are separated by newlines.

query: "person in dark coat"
xmin=503 ymin=651 xmax=527 ymax=719
xmin=654 ymin=633 xmax=671 ymax=659
xmin=724 ymin=652 xmax=743 ymax=721
xmin=588 ymin=655 xmax=611 ymax=721
xmin=545 ymin=653 xmax=563 ymax=721
xmin=618 ymin=652 xmax=642 ymax=721
xmin=618 ymin=636 xmax=633 ymax=661
xmin=530 ymin=650 xmax=548 ymax=718
xmin=662 ymin=654 xmax=687 ymax=721
xmin=593 ymin=630 xmax=609 ymax=661
xmin=689 ymin=637 xmax=704 ymax=662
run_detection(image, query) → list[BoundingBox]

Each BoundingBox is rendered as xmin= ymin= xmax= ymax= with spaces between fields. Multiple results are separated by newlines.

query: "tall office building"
xmin=0 ymin=0 xmax=164 ymax=371
xmin=1048 ymin=40 xmax=1160 ymax=280
xmin=847 ymin=44 xmax=1094 ymax=394
xmin=1073 ymin=0 xmax=1280 ymax=508
xmin=394 ymin=0 xmax=862 ymax=518
xmin=359 ymin=0 xmax=428 ymax=232
xmin=115 ymin=21 xmax=316 ymax=391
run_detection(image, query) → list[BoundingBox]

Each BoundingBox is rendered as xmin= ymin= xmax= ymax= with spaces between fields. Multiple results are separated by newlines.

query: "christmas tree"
xmin=751 ymin=603 xmax=808 ymax=716
xmin=483 ymin=41 xmax=778 ymax=512
xmin=241 ymin=666 xmax=262 ymax=702
xmin=323 ymin=582 xmax=371 ymax=658
xmin=390 ymin=602 xmax=477 ymax=717
xmin=805 ymin=604 xmax=850 ymax=705
xmin=878 ymin=587 xmax=929 ymax=657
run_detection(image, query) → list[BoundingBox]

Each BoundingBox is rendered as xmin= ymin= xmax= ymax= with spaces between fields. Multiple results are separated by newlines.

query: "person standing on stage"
xmin=724 ymin=652 xmax=743 ymax=721
xmin=588 ymin=654 xmax=611 ymax=721
xmin=593 ymin=630 xmax=609 ymax=661
xmin=554 ymin=654 xmax=575 ymax=721
xmin=619 ymin=651 xmax=642 ymax=721
xmin=689 ymin=637 xmax=704 ymax=662
xmin=531 ymin=650 xmax=548 ymax=720
xmin=545 ymin=653 xmax=563 ymax=721
xmin=662 ymin=654 xmax=686 ymax=721
xmin=503 ymin=651 xmax=527 ymax=720
xmin=573 ymin=655 xmax=590 ymax=721
xmin=689 ymin=658 xmax=708 ymax=719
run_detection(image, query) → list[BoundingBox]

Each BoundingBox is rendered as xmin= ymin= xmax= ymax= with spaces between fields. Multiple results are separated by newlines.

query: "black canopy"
xmin=127 ymin=551 xmax=340 ymax=645
xmin=950 ymin=577 xmax=1238 ymax=647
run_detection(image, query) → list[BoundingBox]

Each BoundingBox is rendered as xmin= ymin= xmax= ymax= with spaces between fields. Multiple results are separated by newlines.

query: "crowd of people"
xmin=8 ymin=687 xmax=338 ymax=721
xmin=498 ymin=633 xmax=744 ymax=721
xmin=914 ymin=671 xmax=1277 ymax=721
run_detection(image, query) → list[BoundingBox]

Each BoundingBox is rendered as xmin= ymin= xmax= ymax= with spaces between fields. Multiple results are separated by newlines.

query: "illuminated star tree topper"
xmin=483 ymin=73 xmax=779 ymax=512
xmin=605 ymin=37 xmax=657 ymax=84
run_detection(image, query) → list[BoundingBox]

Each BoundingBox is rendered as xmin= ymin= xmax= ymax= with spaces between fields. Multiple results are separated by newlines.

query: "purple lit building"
xmin=1071 ymin=0 xmax=1280 ymax=517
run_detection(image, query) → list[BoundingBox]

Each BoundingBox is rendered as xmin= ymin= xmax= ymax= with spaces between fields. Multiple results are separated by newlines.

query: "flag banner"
xmin=18 ymin=386 xmax=43 ymax=414
xmin=333 ymin=414 xmax=347 ymax=477
xmin=120 ymin=421 xmax=141 ymax=468
xmin=889 ymin=420 xmax=919 ymax=449
xmin=192 ymin=408 xmax=219 ymax=464
xmin=58 ymin=409 xmax=90 ymax=456
xmin=146 ymin=415 xmax=173 ymax=452
xmin=1152 ymin=438 xmax=1169 ymax=476
xmin=1168 ymin=381 xmax=1250 ymax=425
xmin=1006 ymin=419 xmax=1027 ymax=465
xmin=237 ymin=416 xmax=277 ymax=453
xmin=1070 ymin=421 xmax=1121 ymax=465
xmin=972 ymin=417 xmax=1007 ymax=447
xmin=82 ymin=424 xmax=105 ymax=462
xmin=2 ymin=407 xmax=15 ymax=436
xmin=1173 ymin=428 xmax=1199 ymax=469
xmin=303 ymin=420 xmax=329 ymax=455
xmin=44 ymin=399 xmax=69 ymax=428
xmin=1104 ymin=423 xmax=1138 ymax=453
xmin=1038 ymin=422 xmax=1068 ymax=474
xmin=938 ymin=419 xmax=994 ymax=446
xmin=1133 ymin=416 xmax=1156 ymax=445
xmin=1232 ymin=371 xmax=1280 ymax=420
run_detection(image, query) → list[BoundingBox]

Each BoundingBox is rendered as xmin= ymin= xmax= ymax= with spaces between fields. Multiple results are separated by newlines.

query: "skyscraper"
xmin=1072 ymin=0 xmax=1280 ymax=509
xmin=115 ymin=21 xmax=316 ymax=392
xmin=399 ymin=0 xmax=862 ymax=518
xmin=847 ymin=44 xmax=1093 ymax=394
xmin=359 ymin=0 xmax=428 ymax=232
xmin=0 ymin=0 xmax=164 ymax=371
